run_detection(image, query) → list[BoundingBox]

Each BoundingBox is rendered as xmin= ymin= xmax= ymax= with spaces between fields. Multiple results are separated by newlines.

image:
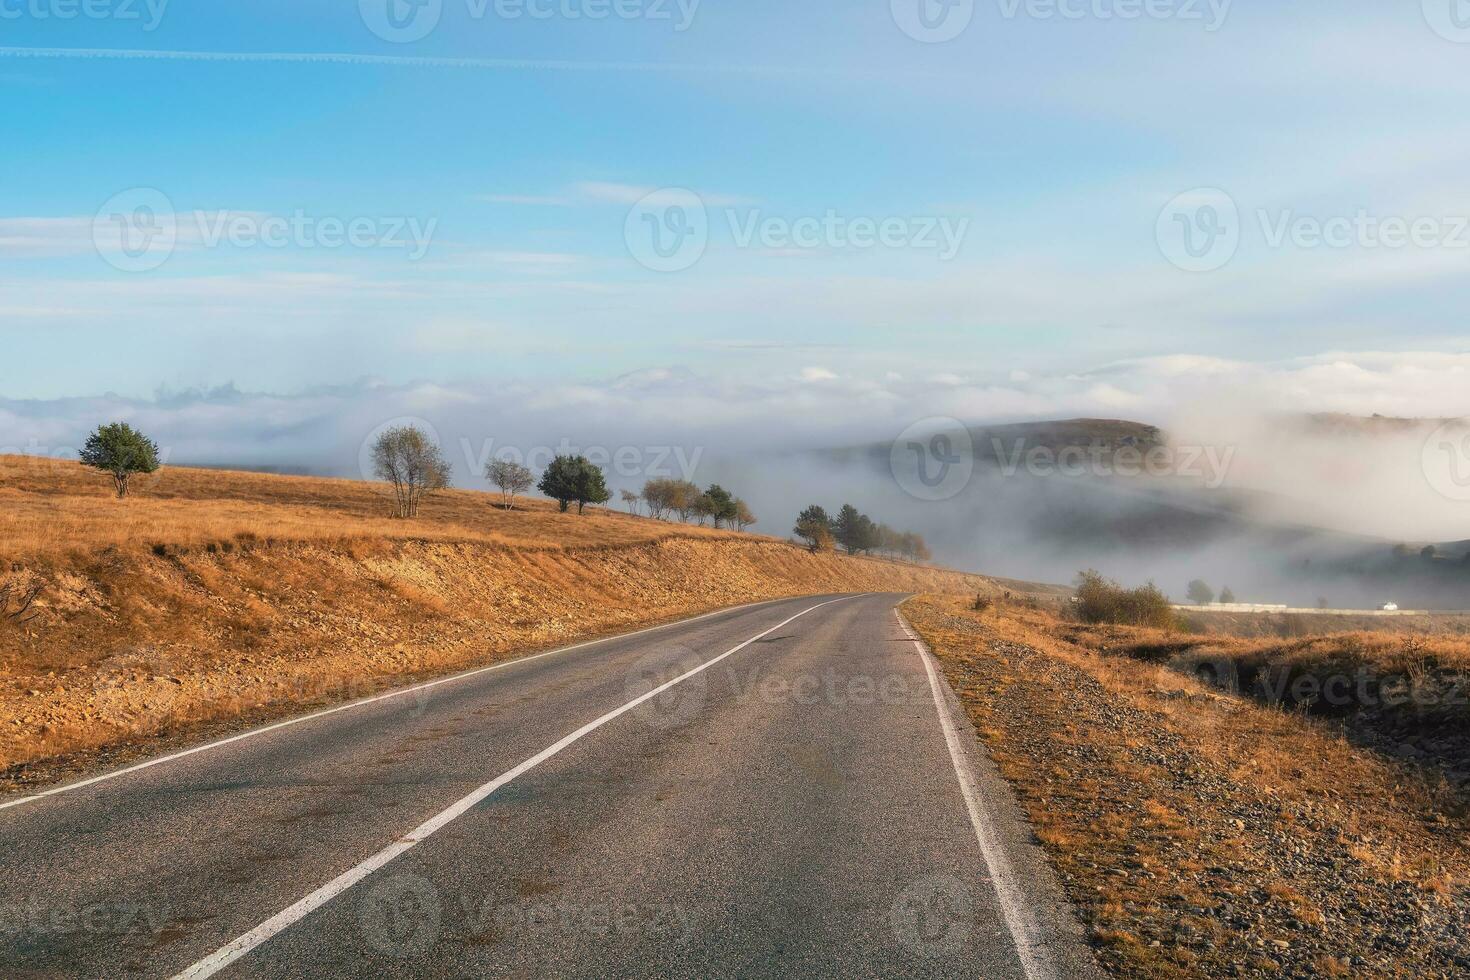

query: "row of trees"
xmin=372 ymin=428 xmax=615 ymax=518
xmin=792 ymin=504 xmax=931 ymax=562
xmin=72 ymin=421 xmax=743 ymax=529
xmin=629 ymin=479 xmax=755 ymax=530
xmin=483 ymin=451 xmax=612 ymax=515
xmin=1186 ymin=579 xmax=1237 ymax=605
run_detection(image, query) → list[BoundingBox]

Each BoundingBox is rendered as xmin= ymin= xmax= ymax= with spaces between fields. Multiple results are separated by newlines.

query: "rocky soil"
xmin=904 ymin=594 xmax=1470 ymax=979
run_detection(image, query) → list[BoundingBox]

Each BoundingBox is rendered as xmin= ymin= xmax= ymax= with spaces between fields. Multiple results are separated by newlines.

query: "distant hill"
xmin=822 ymin=417 xmax=1166 ymax=466
xmin=799 ymin=414 xmax=1470 ymax=609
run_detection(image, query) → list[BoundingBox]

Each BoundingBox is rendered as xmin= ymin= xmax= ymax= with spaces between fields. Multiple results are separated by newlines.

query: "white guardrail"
xmin=1171 ymin=603 xmax=1437 ymax=616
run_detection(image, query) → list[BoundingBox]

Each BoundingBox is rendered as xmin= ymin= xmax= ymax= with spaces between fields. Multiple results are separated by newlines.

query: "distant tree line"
xmin=633 ymin=479 xmax=756 ymax=531
xmin=790 ymin=503 xmax=931 ymax=562
xmin=66 ymin=420 xmax=759 ymax=531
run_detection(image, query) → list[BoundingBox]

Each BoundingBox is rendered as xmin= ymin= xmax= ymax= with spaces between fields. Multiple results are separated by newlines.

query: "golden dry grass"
xmin=1059 ymin=615 xmax=1470 ymax=674
xmin=0 ymin=453 xmax=736 ymax=561
xmin=904 ymin=593 xmax=1470 ymax=978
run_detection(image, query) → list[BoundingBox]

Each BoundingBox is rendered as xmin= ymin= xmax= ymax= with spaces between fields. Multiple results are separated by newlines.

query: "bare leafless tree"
xmin=372 ymin=425 xmax=452 ymax=518
xmin=486 ymin=458 xmax=534 ymax=510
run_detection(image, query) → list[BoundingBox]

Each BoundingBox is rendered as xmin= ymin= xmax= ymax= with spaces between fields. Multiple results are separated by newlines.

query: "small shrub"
xmin=973 ymin=594 xmax=993 ymax=613
xmin=1073 ymin=570 xmax=1176 ymax=629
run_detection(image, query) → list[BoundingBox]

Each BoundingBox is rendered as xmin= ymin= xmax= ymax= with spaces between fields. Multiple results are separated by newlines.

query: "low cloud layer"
xmin=4 ymin=349 xmax=1469 ymax=573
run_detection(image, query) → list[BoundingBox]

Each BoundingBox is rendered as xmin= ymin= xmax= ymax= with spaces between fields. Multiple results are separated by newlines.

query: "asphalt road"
xmin=0 ymin=593 xmax=1098 ymax=979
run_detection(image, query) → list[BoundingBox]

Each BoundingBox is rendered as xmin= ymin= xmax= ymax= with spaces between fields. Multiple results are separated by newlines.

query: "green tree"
xmin=704 ymin=484 xmax=737 ymax=528
xmin=793 ymin=505 xmax=831 ymax=551
xmin=832 ymin=504 xmax=862 ymax=553
xmin=1219 ymin=586 xmax=1236 ymax=604
xmin=834 ymin=504 xmax=879 ymax=554
xmin=574 ymin=463 xmax=611 ymax=514
xmin=372 ymin=425 xmax=452 ymax=518
xmin=1186 ymin=579 xmax=1215 ymax=605
xmin=79 ymin=422 xmax=161 ymax=498
xmin=538 ymin=455 xmax=610 ymax=514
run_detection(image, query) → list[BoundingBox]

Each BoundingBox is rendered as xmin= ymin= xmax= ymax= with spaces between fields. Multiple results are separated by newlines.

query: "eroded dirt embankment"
xmin=0 ymin=535 xmax=988 ymax=781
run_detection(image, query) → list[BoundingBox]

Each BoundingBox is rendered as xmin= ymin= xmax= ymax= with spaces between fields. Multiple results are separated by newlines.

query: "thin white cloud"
xmin=472 ymin=194 xmax=575 ymax=206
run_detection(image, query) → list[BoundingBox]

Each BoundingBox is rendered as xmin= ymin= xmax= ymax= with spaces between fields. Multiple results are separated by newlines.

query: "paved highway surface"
xmin=0 ymin=593 xmax=1098 ymax=978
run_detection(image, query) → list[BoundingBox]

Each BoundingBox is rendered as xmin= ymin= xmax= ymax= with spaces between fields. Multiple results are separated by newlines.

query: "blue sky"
xmin=3 ymin=1 xmax=1470 ymax=430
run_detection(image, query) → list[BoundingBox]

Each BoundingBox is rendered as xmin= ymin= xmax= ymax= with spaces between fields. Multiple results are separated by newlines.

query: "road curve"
xmin=0 ymin=593 xmax=1098 ymax=978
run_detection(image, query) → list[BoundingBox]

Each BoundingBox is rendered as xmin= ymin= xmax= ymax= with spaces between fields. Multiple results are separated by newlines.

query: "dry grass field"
xmin=0 ymin=453 xmax=727 ymax=561
xmin=0 ymin=455 xmax=990 ymax=783
xmin=905 ymin=593 xmax=1470 ymax=978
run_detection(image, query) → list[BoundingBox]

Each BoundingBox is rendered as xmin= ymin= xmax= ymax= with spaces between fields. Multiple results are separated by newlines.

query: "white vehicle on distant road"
xmin=1379 ymin=602 xmax=1400 ymax=612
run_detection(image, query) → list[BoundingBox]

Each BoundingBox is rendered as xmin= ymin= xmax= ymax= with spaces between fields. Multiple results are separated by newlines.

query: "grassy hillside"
xmin=0 ymin=455 xmax=996 ymax=778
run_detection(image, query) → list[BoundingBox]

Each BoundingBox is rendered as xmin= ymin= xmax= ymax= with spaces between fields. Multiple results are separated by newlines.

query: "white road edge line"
xmin=168 ymin=595 xmax=858 ymax=980
xmin=898 ymin=608 xmax=1058 ymax=980
xmin=0 ymin=595 xmax=807 ymax=813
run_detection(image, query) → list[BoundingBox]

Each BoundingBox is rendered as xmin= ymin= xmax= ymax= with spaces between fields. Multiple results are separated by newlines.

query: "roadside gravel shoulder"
xmin=903 ymin=594 xmax=1470 ymax=979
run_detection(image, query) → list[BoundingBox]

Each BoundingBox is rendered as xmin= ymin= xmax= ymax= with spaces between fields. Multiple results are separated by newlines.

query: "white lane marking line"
xmin=898 ymin=609 xmax=1057 ymax=980
xmin=169 ymin=595 xmax=859 ymax=980
xmin=0 ymin=596 xmax=804 ymax=813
